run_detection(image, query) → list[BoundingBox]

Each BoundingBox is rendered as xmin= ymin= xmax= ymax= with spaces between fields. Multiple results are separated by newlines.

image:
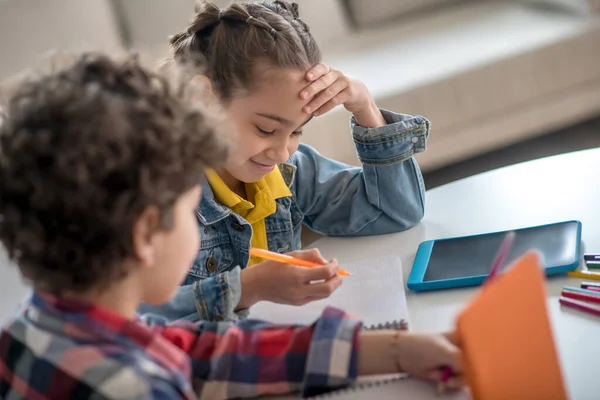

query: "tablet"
xmin=407 ymin=220 xmax=582 ymax=292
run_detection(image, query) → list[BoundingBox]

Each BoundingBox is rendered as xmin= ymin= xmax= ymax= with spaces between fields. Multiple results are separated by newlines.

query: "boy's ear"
xmin=131 ymin=206 xmax=160 ymax=268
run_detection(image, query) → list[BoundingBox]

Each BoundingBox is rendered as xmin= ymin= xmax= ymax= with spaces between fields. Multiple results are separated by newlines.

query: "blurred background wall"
xmin=1 ymin=0 xmax=600 ymax=184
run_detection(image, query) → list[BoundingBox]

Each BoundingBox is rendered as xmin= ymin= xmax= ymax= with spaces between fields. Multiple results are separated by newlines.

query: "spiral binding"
xmin=307 ymin=375 xmax=409 ymax=399
xmin=364 ymin=319 xmax=408 ymax=331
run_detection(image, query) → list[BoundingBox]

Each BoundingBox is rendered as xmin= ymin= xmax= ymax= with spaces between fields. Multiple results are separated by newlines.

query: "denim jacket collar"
xmin=197 ymin=163 xmax=297 ymax=225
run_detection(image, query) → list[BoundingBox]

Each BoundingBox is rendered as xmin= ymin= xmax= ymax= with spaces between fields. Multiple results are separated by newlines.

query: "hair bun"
xmin=290 ymin=2 xmax=300 ymax=19
xmin=272 ymin=1 xmax=300 ymax=19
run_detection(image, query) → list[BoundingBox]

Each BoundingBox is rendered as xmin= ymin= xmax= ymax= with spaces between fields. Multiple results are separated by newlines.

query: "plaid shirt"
xmin=0 ymin=292 xmax=362 ymax=399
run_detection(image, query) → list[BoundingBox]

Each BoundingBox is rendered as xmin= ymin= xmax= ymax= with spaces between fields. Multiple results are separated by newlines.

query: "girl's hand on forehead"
xmin=300 ymin=63 xmax=386 ymax=127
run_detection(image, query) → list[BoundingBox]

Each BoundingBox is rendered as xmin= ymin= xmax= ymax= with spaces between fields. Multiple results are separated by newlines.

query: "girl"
xmin=139 ymin=0 xmax=429 ymax=323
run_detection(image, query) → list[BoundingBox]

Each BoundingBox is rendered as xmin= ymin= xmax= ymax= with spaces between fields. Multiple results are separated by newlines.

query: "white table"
xmin=310 ymin=148 xmax=600 ymax=400
xmin=1 ymin=148 xmax=598 ymax=397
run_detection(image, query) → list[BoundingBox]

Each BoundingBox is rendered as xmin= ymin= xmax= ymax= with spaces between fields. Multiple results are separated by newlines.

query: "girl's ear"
xmin=190 ymin=74 xmax=219 ymax=105
xmin=191 ymin=74 xmax=213 ymax=95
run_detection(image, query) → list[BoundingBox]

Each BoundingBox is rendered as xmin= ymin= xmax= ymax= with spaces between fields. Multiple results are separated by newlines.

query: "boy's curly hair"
xmin=0 ymin=53 xmax=228 ymax=294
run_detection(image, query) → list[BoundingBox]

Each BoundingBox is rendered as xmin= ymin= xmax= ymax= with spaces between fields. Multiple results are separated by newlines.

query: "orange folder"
xmin=456 ymin=251 xmax=568 ymax=400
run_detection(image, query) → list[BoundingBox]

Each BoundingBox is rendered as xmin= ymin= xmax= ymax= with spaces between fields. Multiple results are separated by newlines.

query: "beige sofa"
xmin=1 ymin=0 xmax=599 ymax=173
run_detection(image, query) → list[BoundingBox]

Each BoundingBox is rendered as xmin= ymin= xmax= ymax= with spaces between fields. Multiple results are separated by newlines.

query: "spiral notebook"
xmin=249 ymin=255 xmax=408 ymax=330
xmin=268 ymin=375 xmax=469 ymax=399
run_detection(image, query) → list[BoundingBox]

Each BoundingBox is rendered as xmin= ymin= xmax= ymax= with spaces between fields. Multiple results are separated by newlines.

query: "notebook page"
xmin=265 ymin=376 xmax=469 ymax=400
xmin=248 ymin=255 xmax=408 ymax=328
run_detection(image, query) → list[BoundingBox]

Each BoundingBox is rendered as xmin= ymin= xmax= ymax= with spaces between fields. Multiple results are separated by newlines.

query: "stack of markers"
xmin=560 ymin=281 xmax=600 ymax=318
xmin=584 ymin=253 xmax=600 ymax=269
xmin=567 ymin=253 xmax=600 ymax=280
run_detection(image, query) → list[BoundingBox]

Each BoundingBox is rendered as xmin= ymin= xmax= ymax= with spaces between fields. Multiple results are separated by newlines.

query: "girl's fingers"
xmin=305 ymin=63 xmax=331 ymax=81
xmin=312 ymin=90 xmax=349 ymax=116
xmin=304 ymin=80 xmax=348 ymax=114
xmin=304 ymin=274 xmax=343 ymax=297
xmin=300 ymin=70 xmax=337 ymax=100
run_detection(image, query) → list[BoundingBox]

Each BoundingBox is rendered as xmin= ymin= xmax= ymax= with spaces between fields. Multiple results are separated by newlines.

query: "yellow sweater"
xmin=205 ymin=168 xmax=292 ymax=265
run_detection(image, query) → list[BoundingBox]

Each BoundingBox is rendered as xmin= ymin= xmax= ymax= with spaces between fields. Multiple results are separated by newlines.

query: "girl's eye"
xmin=292 ymin=131 xmax=303 ymax=137
xmin=256 ymin=126 xmax=275 ymax=135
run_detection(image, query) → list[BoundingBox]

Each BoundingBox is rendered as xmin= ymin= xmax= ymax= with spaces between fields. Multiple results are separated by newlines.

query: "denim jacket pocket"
xmin=264 ymin=197 xmax=304 ymax=253
xmin=186 ymin=228 xmax=235 ymax=281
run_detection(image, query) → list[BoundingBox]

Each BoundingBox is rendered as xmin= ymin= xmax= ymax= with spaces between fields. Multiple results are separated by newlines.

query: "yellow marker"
xmin=567 ymin=270 xmax=600 ymax=281
xmin=249 ymin=248 xmax=352 ymax=276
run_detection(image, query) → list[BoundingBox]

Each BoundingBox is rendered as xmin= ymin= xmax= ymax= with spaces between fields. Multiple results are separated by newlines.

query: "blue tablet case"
xmin=407 ymin=220 xmax=582 ymax=292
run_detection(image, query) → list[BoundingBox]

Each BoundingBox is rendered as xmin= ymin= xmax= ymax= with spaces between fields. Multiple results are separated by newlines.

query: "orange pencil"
xmin=249 ymin=248 xmax=352 ymax=276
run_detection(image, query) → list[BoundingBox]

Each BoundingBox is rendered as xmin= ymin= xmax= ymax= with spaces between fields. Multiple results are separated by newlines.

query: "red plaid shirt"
xmin=0 ymin=292 xmax=362 ymax=399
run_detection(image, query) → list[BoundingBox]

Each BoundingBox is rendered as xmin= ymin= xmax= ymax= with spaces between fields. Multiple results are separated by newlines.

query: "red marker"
xmin=485 ymin=231 xmax=516 ymax=284
xmin=559 ymin=296 xmax=600 ymax=318
xmin=561 ymin=290 xmax=600 ymax=305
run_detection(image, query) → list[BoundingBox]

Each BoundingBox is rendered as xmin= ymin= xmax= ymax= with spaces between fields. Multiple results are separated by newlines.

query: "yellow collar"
xmin=205 ymin=167 xmax=292 ymax=210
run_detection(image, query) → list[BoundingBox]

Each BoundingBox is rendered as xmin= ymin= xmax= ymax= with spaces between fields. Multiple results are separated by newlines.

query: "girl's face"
xmin=221 ymin=67 xmax=313 ymax=183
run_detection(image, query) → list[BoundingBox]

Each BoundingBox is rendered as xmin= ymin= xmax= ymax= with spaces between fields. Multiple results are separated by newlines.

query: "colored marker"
xmin=581 ymin=281 xmax=600 ymax=290
xmin=561 ymin=290 xmax=600 ymax=305
xmin=584 ymin=253 xmax=600 ymax=261
xmin=437 ymin=366 xmax=453 ymax=395
xmin=249 ymin=248 xmax=352 ymax=276
xmin=568 ymin=270 xmax=600 ymax=281
xmin=485 ymin=231 xmax=516 ymax=284
xmin=562 ymin=286 xmax=600 ymax=297
xmin=559 ymin=296 xmax=600 ymax=318
xmin=586 ymin=260 xmax=600 ymax=270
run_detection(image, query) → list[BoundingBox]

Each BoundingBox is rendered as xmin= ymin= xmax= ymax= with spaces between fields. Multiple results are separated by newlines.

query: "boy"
xmin=0 ymin=53 xmax=462 ymax=399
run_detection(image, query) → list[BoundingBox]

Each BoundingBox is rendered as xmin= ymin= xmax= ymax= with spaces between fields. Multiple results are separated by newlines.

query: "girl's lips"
xmin=251 ymin=160 xmax=275 ymax=172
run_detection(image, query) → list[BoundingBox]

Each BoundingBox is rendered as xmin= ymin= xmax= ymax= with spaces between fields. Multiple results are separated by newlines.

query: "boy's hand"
xmin=395 ymin=332 xmax=464 ymax=389
xmin=237 ymin=249 xmax=342 ymax=310
xmin=300 ymin=63 xmax=386 ymax=128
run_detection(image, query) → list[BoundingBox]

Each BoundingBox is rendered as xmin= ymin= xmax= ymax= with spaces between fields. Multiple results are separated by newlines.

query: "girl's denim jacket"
xmin=138 ymin=109 xmax=429 ymax=322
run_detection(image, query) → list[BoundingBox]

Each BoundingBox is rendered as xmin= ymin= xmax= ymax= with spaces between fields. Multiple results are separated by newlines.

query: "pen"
xmin=249 ymin=248 xmax=352 ymax=276
xmin=584 ymin=253 xmax=600 ymax=261
xmin=581 ymin=281 xmax=600 ymax=290
xmin=437 ymin=366 xmax=453 ymax=395
xmin=562 ymin=286 xmax=600 ymax=297
xmin=586 ymin=260 xmax=600 ymax=270
xmin=561 ymin=290 xmax=600 ymax=305
xmin=559 ymin=296 xmax=600 ymax=318
xmin=567 ymin=270 xmax=600 ymax=281
xmin=485 ymin=231 xmax=516 ymax=284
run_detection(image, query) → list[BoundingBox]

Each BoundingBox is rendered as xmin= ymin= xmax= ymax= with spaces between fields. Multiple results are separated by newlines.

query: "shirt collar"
xmin=205 ymin=167 xmax=292 ymax=204
xmin=197 ymin=163 xmax=296 ymax=225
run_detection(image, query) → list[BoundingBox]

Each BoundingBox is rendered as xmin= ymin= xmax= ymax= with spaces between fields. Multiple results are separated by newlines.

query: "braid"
xmin=170 ymin=1 xmax=221 ymax=67
xmin=272 ymin=1 xmax=310 ymax=33
xmin=170 ymin=1 xmax=321 ymax=100
xmin=221 ymin=3 xmax=278 ymax=38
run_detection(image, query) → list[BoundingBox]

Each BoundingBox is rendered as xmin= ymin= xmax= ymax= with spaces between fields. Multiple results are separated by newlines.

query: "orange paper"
xmin=456 ymin=251 xmax=567 ymax=400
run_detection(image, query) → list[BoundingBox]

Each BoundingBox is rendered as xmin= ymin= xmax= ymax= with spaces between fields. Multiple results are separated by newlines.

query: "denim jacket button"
xmin=231 ymin=223 xmax=244 ymax=232
xmin=206 ymin=257 xmax=217 ymax=273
